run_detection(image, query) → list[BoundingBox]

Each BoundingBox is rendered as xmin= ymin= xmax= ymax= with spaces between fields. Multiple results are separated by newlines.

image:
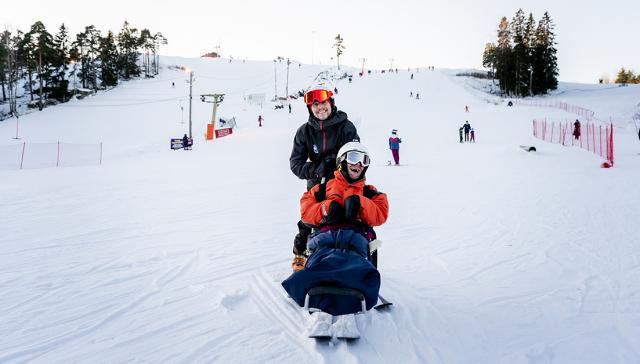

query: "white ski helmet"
xmin=336 ymin=141 xmax=370 ymax=182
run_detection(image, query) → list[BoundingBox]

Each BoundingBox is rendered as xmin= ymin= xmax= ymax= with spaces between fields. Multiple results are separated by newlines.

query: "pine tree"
xmin=615 ymin=67 xmax=626 ymax=84
xmin=482 ymin=42 xmax=497 ymax=78
xmin=72 ymin=30 xmax=88 ymax=89
xmin=511 ymin=9 xmax=529 ymax=96
xmin=495 ymin=17 xmax=514 ymax=95
xmin=83 ymin=25 xmax=102 ymax=92
xmin=333 ymin=34 xmax=345 ymax=70
xmin=100 ymin=31 xmax=119 ymax=87
xmin=536 ymin=12 xmax=558 ymax=93
xmin=117 ymin=21 xmax=140 ymax=79
xmin=71 ymin=26 xmax=101 ymax=92
xmin=139 ymin=29 xmax=154 ymax=77
xmin=4 ymin=31 xmax=22 ymax=116
xmin=152 ymin=32 xmax=167 ymax=75
xmin=0 ymin=31 xmax=8 ymax=102
xmin=485 ymin=11 xmax=558 ymax=96
xmin=20 ymin=21 xmax=55 ymax=107
xmin=51 ymin=24 xmax=70 ymax=100
xmin=531 ymin=23 xmax=546 ymax=95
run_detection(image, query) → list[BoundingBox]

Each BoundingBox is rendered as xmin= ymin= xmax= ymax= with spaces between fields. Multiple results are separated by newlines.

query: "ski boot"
xmin=292 ymin=255 xmax=307 ymax=272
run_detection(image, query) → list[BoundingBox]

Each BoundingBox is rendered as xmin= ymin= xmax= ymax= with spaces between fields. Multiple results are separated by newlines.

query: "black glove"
xmin=293 ymin=221 xmax=312 ymax=255
xmin=344 ymin=195 xmax=361 ymax=221
xmin=314 ymin=182 xmax=327 ymax=202
xmin=323 ymin=200 xmax=344 ymax=225
xmin=312 ymin=159 xmax=327 ymax=180
xmin=293 ymin=234 xmax=307 ymax=255
xmin=322 ymin=155 xmax=336 ymax=175
xmin=313 ymin=155 xmax=337 ymax=180
xmin=363 ymin=185 xmax=380 ymax=199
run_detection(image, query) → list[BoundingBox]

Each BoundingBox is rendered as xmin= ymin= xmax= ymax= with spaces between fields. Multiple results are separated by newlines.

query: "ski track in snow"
xmin=1 ymin=253 xmax=197 ymax=363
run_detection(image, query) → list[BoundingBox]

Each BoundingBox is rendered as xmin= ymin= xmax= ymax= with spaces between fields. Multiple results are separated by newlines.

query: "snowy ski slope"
xmin=1 ymin=57 xmax=640 ymax=363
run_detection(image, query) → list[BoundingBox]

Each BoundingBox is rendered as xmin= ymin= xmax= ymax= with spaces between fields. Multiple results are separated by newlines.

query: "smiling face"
xmin=310 ymin=100 xmax=332 ymax=120
xmin=346 ymin=162 xmax=364 ymax=180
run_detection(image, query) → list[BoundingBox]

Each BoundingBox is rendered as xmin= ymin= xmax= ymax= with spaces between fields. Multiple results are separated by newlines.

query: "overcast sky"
xmin=3 ymin=0 xmax=638 ymax=83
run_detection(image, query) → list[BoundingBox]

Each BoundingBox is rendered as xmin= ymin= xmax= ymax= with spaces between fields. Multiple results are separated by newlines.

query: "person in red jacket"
xmin=573 ymin=119 xmax=581 ymax=140
xmin=293 ymin=142 xmax=389 ymax=271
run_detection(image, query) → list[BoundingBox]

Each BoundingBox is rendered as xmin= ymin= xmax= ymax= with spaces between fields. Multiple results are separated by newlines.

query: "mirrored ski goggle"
xmin=344 ymin=150 xmax=370 ymax=167
xmin=304 ymin=89 xmax=333 ymax=105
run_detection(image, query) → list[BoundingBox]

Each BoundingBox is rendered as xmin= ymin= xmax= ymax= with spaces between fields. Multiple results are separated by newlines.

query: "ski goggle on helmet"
xmin=303 ymin=89 xmax=333 ymax=105
xmin=344 ymin=151 xmax=370 ymax=167
xmin=337 ymin=141 xmax=370 ymax=167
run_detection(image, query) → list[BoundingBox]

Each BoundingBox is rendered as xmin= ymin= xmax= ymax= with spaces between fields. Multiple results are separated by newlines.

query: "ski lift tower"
xmin=201 ymin=93 xmax=225 ymax=140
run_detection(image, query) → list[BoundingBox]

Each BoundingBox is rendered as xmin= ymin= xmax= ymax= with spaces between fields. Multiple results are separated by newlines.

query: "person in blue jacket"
xmin=388 ymin=129 xmax=402 ymax=165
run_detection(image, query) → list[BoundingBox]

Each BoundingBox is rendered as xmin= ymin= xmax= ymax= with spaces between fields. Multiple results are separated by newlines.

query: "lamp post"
xmin=273 ymin=59 xmax=278 ymax=100
xmin=183 ymin=67 xmax=194 ymax=139
xmin=180 ymin=100 xmax=184 ymax=124
xmin=286 ymin=58 xmax=290 ymax=100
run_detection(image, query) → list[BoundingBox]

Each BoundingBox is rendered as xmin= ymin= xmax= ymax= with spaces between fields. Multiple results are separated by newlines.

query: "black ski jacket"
xmin=290 ymin=108 xmax=359 ymax=189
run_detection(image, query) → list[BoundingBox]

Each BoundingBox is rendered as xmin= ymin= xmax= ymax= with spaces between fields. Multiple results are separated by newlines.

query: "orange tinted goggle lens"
xmin=304 ymin=90 xmax=333 ymax=105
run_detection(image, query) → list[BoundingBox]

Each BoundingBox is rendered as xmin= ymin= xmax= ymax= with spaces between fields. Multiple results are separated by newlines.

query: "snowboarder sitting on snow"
xmin=282 ymin=142 xmax=388 ymax=315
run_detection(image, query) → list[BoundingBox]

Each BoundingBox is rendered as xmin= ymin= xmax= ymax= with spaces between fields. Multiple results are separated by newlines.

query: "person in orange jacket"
xmin=292 ymin=142 xmax=389 ymax=271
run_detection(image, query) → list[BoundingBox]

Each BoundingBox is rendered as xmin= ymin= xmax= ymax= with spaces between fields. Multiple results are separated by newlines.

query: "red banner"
xmin=215 ymin=127 xmax=233 ymax=138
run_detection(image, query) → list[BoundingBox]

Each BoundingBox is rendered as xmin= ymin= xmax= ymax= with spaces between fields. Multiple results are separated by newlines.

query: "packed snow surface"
xmin=2 ymin=57 xmax=640 ymax=363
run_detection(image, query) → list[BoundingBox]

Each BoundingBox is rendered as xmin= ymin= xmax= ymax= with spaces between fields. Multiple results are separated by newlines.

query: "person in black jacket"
xmin=289 ymin=88 xmax=359 ymax=270
xmin=182 ymin=134 xmax=189 ymax=150
xmin=463 ymin=120 xmax=471 ymax=142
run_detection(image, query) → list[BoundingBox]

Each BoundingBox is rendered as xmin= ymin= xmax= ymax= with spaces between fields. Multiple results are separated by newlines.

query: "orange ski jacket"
xmin=300 ymin=170 xmax=389 ymax=227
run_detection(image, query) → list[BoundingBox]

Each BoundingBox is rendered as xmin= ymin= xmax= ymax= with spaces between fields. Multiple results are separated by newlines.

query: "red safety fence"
xmin=516 ymin=99 xmax=595 ymax=121
xmin=533 ymin=118 xmax=613 ymax=165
